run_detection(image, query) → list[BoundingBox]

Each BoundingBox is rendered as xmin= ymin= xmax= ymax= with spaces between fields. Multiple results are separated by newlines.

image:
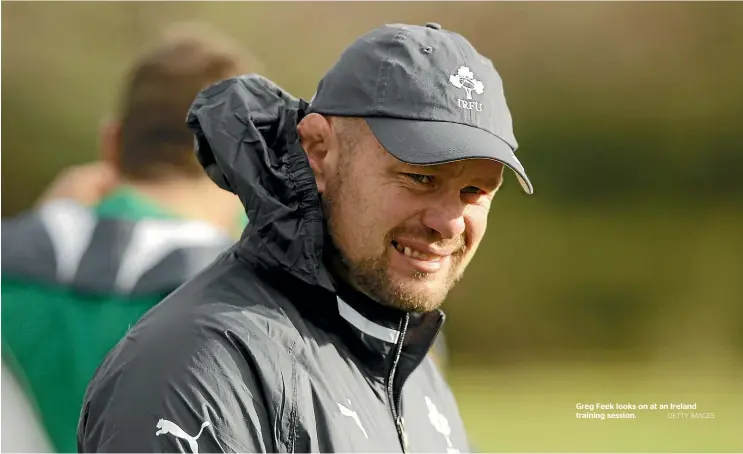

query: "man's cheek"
xmin=463 ymin=211 xmax=487 ymax=248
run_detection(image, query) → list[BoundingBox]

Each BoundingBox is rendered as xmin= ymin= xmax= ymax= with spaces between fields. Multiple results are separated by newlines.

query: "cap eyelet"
xmin=421 ymin=46 xmax=434 ymax=54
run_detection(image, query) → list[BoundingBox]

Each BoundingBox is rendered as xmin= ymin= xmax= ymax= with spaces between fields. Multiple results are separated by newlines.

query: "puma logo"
xmin=425 ymin=396 xmax=459 ymax=453
xmin=155 ymin=418 xmax=211 ymax=454
xmin=338 ymin=400 xmax=368 ymax=439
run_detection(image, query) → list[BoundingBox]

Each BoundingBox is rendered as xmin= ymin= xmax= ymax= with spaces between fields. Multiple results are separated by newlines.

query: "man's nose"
xmin=421 ymin=197 xmax=466 ymax=240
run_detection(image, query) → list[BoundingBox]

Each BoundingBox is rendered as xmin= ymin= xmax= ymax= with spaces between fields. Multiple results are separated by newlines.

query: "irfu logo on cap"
xmin=450 ymin=66 xmax=484 ymax=112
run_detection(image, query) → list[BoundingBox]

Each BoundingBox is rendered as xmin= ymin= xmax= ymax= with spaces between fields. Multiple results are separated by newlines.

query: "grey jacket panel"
xmin=1 ymin=199 xmax=233 ymax=297
xmin=1 ymin=200 xmax=81 ymax=284
xmin=78 ymin=76 xmax=471 ymax=453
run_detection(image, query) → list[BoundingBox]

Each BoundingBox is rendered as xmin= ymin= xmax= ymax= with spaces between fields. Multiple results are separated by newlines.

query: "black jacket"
xmin=77 ymin=75 xmax=470 ymax=453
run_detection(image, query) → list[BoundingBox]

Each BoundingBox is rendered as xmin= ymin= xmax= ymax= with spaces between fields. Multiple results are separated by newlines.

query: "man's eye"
xmin=461 ymin=186 xmax=483 ymax=195
xmin=406 ymin=173 xmax=434 ymax=185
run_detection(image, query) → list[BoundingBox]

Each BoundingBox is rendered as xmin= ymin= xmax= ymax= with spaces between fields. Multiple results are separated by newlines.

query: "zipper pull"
xmin=398 ymin=416 xmax=409 ymax=452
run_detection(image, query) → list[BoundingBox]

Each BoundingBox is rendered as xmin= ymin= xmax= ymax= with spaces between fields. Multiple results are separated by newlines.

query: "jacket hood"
xmin=186 ymin=75 xmax=333 ymax=292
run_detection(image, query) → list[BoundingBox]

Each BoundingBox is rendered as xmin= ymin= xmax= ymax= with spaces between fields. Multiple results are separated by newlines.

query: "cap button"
xmin=425 ymin=22 xmax=442 ymax=30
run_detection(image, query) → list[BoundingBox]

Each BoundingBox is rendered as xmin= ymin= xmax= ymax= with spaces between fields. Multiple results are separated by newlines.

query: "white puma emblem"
xmin=338 ymin=400 xmax=368 ymax=439
xmin=155 ymin=418 xmax=211 ymax=454
xmin=425 ymin=396 xmax=459 ymax=453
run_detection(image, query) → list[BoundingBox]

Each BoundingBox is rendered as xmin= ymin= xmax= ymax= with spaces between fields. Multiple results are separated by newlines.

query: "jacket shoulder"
xmin=111 ymin=255 xmax=304 ymax=372
xmin=79 ymin=255 xmax=313 ymax=452
xmin=149 ymin=253 xmax=306 ymax=352
xmin=80 ymin=281 xmax=295 ymax=453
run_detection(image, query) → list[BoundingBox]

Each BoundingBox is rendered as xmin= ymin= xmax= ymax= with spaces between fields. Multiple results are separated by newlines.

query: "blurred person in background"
xmin=77 ymin=22 xmax=532 ymax=453
xmin=1 ymin=24 xmax=255 ymax=453
xmin=1 ymin=361 xmax=54 ymax=453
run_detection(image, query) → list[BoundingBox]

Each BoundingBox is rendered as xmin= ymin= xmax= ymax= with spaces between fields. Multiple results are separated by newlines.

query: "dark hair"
xmin=117 ymin=24 xmax=255 ymax=180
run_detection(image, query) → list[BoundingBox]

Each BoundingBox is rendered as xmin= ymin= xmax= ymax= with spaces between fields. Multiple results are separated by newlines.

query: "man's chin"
xmin=383 ymin=277 xmax=451 ymax=313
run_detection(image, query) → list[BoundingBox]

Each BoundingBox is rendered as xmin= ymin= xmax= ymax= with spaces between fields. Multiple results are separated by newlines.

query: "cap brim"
xmin=365 ymin=117 xmax=533 ymax=194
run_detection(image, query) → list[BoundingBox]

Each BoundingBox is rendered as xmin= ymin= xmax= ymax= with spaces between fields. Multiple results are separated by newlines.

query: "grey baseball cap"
xmin=308 ymin=22 xmax=533 ymax=194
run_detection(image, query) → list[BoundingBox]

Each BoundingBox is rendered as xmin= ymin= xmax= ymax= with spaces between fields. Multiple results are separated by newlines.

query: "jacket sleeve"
xmin=77 ymin=323 xmax=276 ymax=453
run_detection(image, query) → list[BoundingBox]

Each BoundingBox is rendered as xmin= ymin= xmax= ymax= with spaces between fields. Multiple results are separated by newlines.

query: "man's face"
xmin=319 ymin=118 xmax=504 ymax=313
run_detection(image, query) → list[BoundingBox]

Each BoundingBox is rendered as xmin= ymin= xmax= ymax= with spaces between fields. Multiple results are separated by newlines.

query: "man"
xmin=1 ymin=25 xmax=252 ymax=453
xmin=78 ymin=22 xmax=533 ymax=453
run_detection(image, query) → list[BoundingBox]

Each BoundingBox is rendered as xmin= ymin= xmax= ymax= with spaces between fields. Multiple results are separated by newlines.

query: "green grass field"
xmin=449 ymin=361 xmax=743 ymax=452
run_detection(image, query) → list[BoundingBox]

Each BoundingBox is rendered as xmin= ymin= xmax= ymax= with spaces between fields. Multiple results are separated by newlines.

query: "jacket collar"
xmin=286 ymin=265 xmax=445 ymax=382
xmin=335 ymin=290 xmax=445 ymax=383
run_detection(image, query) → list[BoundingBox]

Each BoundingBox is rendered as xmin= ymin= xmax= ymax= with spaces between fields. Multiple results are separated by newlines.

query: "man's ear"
xmin=297 ymin=113 xmax=338 ymax=193
xmin=99 ymin=118 xmax=123 ymax=171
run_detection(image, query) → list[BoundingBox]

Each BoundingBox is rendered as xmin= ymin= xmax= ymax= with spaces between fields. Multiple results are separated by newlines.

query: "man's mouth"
xmin=391 ymin=240 xmax=442 ymax=261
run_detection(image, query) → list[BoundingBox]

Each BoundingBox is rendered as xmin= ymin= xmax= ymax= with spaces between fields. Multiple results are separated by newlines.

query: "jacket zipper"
xmin=387 ymin=314 xmax=410 ymax=453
